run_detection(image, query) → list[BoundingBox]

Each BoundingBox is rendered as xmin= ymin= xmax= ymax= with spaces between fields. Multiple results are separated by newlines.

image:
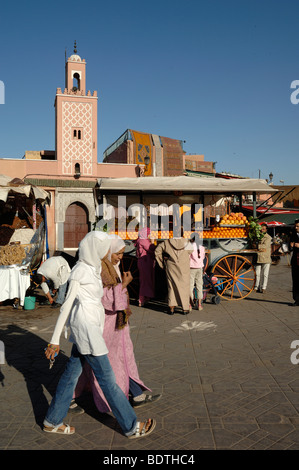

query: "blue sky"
xmin=0 ymin=0 xmax=299 ymax=184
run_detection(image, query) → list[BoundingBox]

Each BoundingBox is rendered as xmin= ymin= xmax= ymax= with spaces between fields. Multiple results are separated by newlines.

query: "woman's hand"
xmin=122 ymin=271 xmax=133 ymax=287
xmin=45 ymin=344 xmax=60 ymax=360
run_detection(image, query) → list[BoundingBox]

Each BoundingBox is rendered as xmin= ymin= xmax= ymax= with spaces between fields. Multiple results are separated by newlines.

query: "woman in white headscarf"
xmin=74 ymin=235 xmax=161 ymax=411
xmin=43 ymin=231 xmax=155 ymax=439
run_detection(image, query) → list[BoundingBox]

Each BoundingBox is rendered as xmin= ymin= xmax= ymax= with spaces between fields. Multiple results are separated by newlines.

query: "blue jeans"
xmin=44 ymin=344 xmax=137 ymax=436
xmin=129 ymin=377 xmax=144 ymax=397
xmin=56 ymin=281 xmax=68 ymax=305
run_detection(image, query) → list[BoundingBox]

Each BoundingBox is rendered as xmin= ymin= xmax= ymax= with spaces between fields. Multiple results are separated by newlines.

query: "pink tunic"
xmin=74 ymin=283 xmax=150 ymax=412
xmin=135 ymin=237 xmax=155 ymax=300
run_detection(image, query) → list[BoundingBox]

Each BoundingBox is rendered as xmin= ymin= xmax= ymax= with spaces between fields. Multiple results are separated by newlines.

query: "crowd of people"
xmin=136 ymin=221 xmax=299 ymax=313
xmin=135 ymin=228 xmax=206 ymax=314
xmin=252 ymin=221 xmax=299 ymax=306
xmin=290 ymin=219 xmax=299 ymax=306
xmin=39 ymin=219 xmax=299 ymax=439
xmin=37 ymin=220 xmax=299 ymax=317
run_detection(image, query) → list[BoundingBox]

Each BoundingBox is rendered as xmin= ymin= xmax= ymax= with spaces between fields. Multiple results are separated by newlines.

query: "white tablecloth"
xmin=0 ymin=265 xmax=30 ymax=306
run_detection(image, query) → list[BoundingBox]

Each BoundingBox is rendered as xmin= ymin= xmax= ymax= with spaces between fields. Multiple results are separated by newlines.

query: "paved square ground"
xmin=0 ymin=256 xmax=299 ymax=451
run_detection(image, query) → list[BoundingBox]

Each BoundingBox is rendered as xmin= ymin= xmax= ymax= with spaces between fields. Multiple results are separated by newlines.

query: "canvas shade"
xmin=0 ymin=174 xmax=50 ymax=203
xmin=98 ymin=176 xmax=277 ymax=195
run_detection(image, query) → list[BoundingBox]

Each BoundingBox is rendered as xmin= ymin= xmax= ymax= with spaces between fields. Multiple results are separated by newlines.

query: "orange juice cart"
xmin=96 ymin=176 xmax=277 ymax=301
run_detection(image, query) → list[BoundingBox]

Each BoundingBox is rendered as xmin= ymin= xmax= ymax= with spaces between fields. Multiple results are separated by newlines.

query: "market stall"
xmin=96 ymin=176 xmax=277 ymax=302
xmin=0 ymin=175 xmax=50 ymax=306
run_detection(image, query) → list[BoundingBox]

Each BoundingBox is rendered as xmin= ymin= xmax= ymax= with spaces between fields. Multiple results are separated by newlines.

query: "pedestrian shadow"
xmin=0 ymin=367 xmax=4 ymax=386
xmin=0 ymin=324 xmax=69 ymax=429
xmin=244 ymin=297 xmax=292 ymax=305
xmin=74 ymin=391 xmax=122 ymax=434
xmin=0 ymin=324 xmax=124 ymax=435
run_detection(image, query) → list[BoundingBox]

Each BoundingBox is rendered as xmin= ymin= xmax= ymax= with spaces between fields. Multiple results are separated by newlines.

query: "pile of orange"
xmin=203 ymin=226 xmax=247 ymax=239
xmin=219 ymin=212 xmax=248 ymax=226
xmin=110 ymin=228 xmax=248 ymax=240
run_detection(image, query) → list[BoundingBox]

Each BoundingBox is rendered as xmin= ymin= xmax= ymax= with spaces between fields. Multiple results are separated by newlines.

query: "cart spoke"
xmin=221 ymin=280 xmax=232 ymax=295
xmin=237 ymin=267 xmax=254 ymax=277
xmin=235 ymin=279 xmax=252 ymax=290
xmin=214 ymin=264 xmax=233 ymax=278
xmin=235 ymin=260 xmax=247 ymax=275
xmin=234 ymin=282 xmax=243 ymax=298
xmin=224 ymin=257 xmax=233 ymax=275
xmin=230 ymin=281 xmax=236 ymax=299
xmin=234 ymin=255 xmax=238 ymax=276
xmin=215 ymin=278 xmax=231 ymax=288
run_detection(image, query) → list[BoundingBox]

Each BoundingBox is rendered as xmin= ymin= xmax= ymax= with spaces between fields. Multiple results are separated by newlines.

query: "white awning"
xmin=97 ymin=176 xmax=277 ymax=194
xmin=0 ymin=174 xmax=50 ymax=203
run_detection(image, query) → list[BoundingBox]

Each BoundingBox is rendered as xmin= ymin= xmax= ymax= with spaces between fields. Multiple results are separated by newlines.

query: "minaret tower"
xmin=55 ymin=42 xmax=98 ymax=177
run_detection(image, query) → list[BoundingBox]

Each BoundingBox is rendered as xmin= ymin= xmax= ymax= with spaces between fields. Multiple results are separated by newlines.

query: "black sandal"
xmin=132 ymin=394 xmax=162 ymax=408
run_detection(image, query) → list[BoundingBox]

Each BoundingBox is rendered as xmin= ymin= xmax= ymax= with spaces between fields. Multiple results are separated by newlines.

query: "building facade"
xmin=103 ymin=129 xmax=216 ymax=177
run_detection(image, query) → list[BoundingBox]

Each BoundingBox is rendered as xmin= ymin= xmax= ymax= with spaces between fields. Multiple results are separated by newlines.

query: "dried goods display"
xmin=0 ymin=244 xmax=27 ymax=266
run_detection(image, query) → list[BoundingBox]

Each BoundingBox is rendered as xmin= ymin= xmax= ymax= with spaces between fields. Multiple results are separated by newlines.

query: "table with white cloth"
xmin=0 ymin=265 xmax=31 ymax=306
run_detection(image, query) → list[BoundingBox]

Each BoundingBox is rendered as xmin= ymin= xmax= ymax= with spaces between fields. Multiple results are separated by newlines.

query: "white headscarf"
xmin=78 ymin=231 xmax=111 ymax=276
xmin=108 ymin=234 xmax=126 ymax=278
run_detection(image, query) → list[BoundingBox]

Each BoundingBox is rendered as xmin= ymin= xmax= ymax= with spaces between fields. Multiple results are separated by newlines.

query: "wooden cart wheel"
xmin=210 ymin=254 xmax=256 ymax=300
xmin=121 ymin=255 xmax=140 ymax=300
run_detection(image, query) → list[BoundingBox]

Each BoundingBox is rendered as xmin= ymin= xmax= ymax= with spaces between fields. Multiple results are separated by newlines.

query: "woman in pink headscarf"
xmin=73 ymin=235 xmax=161 ymax=412
xmin=134 ymin=227 xmax=156 ymax=307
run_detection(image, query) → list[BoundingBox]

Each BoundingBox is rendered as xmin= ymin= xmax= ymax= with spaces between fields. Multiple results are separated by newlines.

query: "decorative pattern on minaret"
xmin=62 ymin=102 xmax=93 ymax=175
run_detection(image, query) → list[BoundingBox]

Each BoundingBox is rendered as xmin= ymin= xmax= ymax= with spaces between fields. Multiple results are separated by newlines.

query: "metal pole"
xmin=253 ymin=192 xmax=257 ymax=218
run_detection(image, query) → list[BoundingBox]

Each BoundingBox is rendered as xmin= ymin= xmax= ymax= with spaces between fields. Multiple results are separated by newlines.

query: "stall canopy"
xmin=0 ymin=174 xmax=50 ymax=203
xmin=98 ymin=176 xmax=277 ymax=194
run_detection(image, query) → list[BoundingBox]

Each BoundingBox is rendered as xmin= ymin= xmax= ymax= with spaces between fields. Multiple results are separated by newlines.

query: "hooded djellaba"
xmin=155 ymin=236 xmax=193 ymax=314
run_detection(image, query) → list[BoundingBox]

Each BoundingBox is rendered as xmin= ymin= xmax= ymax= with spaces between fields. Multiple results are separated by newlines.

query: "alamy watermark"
xmin=0 ymin=340 xmax=5 ymax=364
xmin=95 ymin=196 xmax=204 ymax=244
xmin=0 ymin=80 xmax=4 ymax=104
xmin=290 ymin=340 xmax=299 ymax=365
xmin=290 ymin=80 xmax=299 ymax=104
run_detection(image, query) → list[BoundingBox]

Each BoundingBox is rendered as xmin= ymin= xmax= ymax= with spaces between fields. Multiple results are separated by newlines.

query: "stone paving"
xmin=0 ymin=256 xmax=299 ymax=451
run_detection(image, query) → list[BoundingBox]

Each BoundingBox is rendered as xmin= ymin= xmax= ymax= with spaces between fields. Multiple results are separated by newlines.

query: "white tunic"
xmin=50 ymin=261 xmax=108 ymax=356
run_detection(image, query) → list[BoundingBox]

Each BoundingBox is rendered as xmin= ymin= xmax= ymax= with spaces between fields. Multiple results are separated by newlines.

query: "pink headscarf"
xmin=138 ymin=227 xmax=151 ymax=239
xmin=135 ymin=227 xmax=154 ymax=258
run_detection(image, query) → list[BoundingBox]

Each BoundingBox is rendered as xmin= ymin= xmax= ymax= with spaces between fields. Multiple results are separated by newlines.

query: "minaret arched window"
xmin=72 ymin=73 xmax=80 ymax=91
xmin=74 ymin=163 xmax=81 ymax=178
xmin=73 ymin=128 xmax=82 ymax=140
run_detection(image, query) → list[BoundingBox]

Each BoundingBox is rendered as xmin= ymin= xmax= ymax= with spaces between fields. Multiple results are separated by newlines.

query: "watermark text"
xmin=0 ymin=340 xmax=5 ymax=364
xmin=290 ymin=80 xmax=299 ymax=104
xmin=0 ymin=81 xmax=4 ymax=104
xmin=290 ymin=340 xmax=299 ymax=364
xmin=95 ymin=196 xmax=203 ymax=243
